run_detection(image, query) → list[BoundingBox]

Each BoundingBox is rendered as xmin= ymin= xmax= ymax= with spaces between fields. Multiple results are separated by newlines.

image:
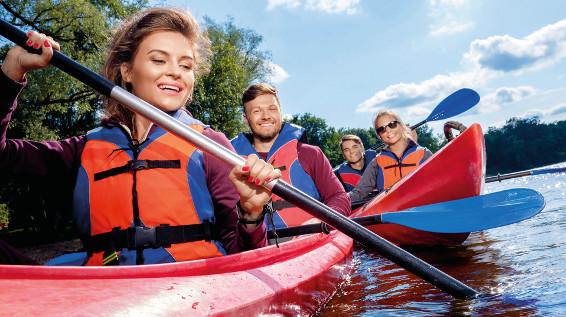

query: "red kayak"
xmin=0 ymin=124 xmax=485 ymax=316
xmin=357 ymin=123 xmax=485 ymax=246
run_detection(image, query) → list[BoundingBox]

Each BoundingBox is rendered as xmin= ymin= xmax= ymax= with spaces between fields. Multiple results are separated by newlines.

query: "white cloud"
xmin=479 ymin=86 xmax=536 ymax=113
xmin=266 ymin=61 xmax=290 ymax=84
xmin=464 ymin=19 xmax=566 ymax=72
xmin=267 ymin=0 xmax=360 ymax=15
xmin=407 ymin=106 xmax=431 ymax=117
xmin=356 ymin=69 xmax=492 ymax=112
xmin=267 ymin=0 xmax=301 ymax=10
xmin=358 ymin=20 xmax=566 ymax=115
xmin=282 ymin=113 xmax=294 ymax=121
xmin=430 ymin=0 xmax=467 ymax=6
xmin=523 ymin=103 xmax=566 ymax=119
xmin=428 ymin=0 xmax=474 ymax=37
xmin=430 ymin=21 xmax=474 ymax=37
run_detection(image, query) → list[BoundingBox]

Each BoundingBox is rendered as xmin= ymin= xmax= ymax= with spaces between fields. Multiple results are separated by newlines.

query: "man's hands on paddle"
xmin=1 ymin=31 xmax=60 ymax=82
xmin=230 ymin=154 xmax=281 ymax=222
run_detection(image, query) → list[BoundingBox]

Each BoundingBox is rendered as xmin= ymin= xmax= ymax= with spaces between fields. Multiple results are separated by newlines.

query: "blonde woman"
xmin=349 ymin=110 xmax=432 ymax=203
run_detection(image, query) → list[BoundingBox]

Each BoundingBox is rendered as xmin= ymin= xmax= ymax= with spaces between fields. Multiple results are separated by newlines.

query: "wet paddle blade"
xmin=381 ymin=188 xmax=545 ymax=233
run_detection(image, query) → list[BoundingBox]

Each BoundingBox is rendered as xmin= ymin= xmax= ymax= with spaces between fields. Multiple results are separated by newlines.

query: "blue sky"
xmin=167 ymin=0 xmax=566 ymax=134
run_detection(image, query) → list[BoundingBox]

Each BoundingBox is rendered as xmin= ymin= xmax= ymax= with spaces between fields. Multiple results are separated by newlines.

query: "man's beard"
xmin=250 ymin=123 xmax=281 ymax=143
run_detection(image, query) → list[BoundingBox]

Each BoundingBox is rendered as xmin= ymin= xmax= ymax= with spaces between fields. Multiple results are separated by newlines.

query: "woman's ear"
xmin=120 ymin=63 xmax=131 ymax=83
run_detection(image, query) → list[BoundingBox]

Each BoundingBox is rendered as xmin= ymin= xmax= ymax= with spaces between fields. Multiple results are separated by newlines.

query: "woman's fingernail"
xmin=26 ymin=40 xmax=33 ymax=46
xmin=248 ymin=176 xmax=254 ymax=183
xmin=27 ymin=31 xmax=32 ymax=37
xmin=255 ymin=178 xmax=261 ymax=185
xmin=33 ymin=43 xmax=40 ymax=49
xmin=44 ymin=40 xmax=50 ymax=48
xmin=264 ymin=177 xmax=271 ymax=183
xmin=241 ymin=166 xmax=250 ymax=172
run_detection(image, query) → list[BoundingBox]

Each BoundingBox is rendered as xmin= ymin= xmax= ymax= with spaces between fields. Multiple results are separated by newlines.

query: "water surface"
xmin=321 ymin=162 xmax=566 ymax=316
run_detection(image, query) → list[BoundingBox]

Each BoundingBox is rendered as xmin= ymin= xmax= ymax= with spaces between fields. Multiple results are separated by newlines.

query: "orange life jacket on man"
xmin=231 ymin=123 xmax=321 ymax=228
xmin=73 ymin=110 xmax=225 ymax=265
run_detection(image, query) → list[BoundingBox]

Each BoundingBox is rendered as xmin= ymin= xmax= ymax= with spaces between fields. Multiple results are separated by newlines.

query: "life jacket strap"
xmin=83 ymin=222 xmax=217 ymax=252
xmin=94 ymin=159 xmax=181 ymax=181
xmin=383 ymin=162 xmax=416 ymax=170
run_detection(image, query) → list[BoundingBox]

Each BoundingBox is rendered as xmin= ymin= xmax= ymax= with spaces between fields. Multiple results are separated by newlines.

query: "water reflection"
xmin=323 ymin=232 xmax=540 ymax=316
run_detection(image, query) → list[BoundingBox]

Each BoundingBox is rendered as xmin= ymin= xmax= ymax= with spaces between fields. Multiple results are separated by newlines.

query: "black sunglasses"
xmin=375 ymin=120 xmax=399 ymax=134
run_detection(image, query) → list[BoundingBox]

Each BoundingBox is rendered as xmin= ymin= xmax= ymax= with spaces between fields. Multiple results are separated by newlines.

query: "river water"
xmin=321 ymin=162 xmax=566 ymax=316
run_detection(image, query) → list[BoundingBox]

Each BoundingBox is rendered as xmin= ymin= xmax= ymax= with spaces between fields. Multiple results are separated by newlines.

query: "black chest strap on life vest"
xmin=383 ymin=162 xmax=417 ymax=170
xmin=83 ymin=221 xmax=217 ymax=252
xmin=94 ymin=159 xmax=181 ymax=181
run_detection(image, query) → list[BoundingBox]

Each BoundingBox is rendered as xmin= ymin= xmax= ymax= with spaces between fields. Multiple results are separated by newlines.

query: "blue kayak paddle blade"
xmin=381 ymin=188 xmax=545 ymax=233
xmin=427 ymin=88 xmax=480 ymax=122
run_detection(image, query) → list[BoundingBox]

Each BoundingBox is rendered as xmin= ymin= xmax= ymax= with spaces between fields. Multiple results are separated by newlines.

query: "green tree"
xmin=0 ymin=0 xmax=147 ymax=237
xmin=192 ymin=17 xmax=272 ymax=138
xmin=415 ymin=124 xmax=444 ymax=153
xmin=485 ymin=117 xmax=566 ymax=174
xmin=287 ymin=113 xmax=343 ymax=165
xmin=337 ymin=127 xmax=379 ymax=151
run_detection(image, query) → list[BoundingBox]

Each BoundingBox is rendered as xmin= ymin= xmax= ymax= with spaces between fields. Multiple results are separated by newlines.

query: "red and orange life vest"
xmin=231 ymin=123 xmax=321 ymax=228
xmin=73 ymin=110 xmax=225 ymax=265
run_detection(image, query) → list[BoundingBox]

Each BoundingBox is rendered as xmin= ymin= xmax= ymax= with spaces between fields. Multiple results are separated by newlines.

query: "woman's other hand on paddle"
xmin=230 ymin=154 xmax=281 ymax=221
xmin=1 ymin=31 xmax=60 ymax=82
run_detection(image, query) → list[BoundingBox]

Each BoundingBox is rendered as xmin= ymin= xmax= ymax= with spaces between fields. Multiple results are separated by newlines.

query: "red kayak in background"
xmin=357 ymin=123 xmax=485 ymax=246
xmin=0 ymin=124 xmax=485 ymax=316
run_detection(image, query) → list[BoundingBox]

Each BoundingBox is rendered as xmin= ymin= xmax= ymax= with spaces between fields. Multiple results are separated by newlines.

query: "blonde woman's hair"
xmin=373 ymin=109 xmax=412 ymax=140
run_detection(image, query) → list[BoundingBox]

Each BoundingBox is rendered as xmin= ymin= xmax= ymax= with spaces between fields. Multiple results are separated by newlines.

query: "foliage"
xmin=415 ymin=124 xmax=445 ymax=153
xmin=287 ymin=113 xmax=342 ymax=166
xmin=485 ymin=117 xmax=566 ymax=174
xmin=192 ymin=17 xmax=272 ymax=138
xmin=0 ymin=0 xmax=147 ymax=239
xmin=0 ymin=202 xmax=8 ymax=229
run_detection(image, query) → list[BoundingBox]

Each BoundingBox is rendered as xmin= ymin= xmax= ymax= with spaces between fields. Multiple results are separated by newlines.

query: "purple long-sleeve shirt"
xmin=0 ymin=70 xmax=266 ymax=254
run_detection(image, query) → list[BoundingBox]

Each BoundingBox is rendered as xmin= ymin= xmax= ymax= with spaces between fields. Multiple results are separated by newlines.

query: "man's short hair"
xmin=340 ymin=134 xmax=364 ymax=151
xmin=242 ymin=83 xmax=281 ymax=113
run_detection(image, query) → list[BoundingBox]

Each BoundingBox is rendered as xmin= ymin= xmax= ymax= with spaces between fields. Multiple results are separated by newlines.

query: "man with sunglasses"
xmin=349 ymin=110 xmax=432 ymax=203
xmin=231 ymin=83 xmax=351 ymax=230
xmin=334 ymin=135 xmax=377 ymax=192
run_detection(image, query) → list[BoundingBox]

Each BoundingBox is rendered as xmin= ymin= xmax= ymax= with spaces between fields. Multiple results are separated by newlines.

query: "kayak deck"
xmin=0 ymin=231 xmax=353 ymax=316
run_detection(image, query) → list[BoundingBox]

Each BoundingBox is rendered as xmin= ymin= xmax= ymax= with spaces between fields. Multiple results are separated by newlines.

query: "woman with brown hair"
xmin=0 ymin=7 xmax=278 ymax=265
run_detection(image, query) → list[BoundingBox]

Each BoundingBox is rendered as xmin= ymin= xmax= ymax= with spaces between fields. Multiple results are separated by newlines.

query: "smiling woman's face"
xmin=121 ymin=31 xmax=196 ymax=112
xmin=376 ymin=114 xmax=403 ymax=145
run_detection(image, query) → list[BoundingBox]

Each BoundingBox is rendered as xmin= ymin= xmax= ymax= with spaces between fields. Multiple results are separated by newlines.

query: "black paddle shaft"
xmin=268 ymin=214 xmax=382 ymax=238
xmin=0 ymin=18 xmax=477 ymax=300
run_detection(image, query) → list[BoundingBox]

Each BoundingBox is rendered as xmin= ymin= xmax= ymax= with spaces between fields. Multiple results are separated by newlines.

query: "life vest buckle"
xmin=131 ymin=226 xmax=157 ymax=249
xmin=130 ymin=160 xmax=149 ymax=170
